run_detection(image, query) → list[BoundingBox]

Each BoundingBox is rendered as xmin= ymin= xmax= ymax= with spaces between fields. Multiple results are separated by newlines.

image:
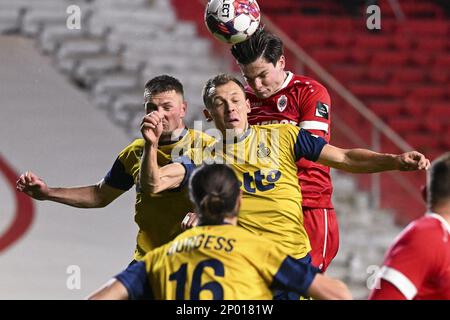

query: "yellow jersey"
xmin=180 ymin=124 xmax=326 ymax=259
xmin=104 ymin=128 xmax=214 ymax=260
xmin=115 ymin=224 xmax=319 ymax=300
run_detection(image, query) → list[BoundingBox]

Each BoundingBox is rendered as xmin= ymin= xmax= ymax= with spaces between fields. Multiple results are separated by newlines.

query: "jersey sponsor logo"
xmin=256 ymin=143 xmax=271 ymax=158
xmin=250 ymin=102 xmax=263 ymax=108
xmin=277 ymin=95 xmax=288 ymax=112
xmin=241 ymin=169 xmax=281 ymax=193
xmin=256 ymin=119 xmax=298 ymax=126
xmin=315 ymin=102 xmax=329 ymax=119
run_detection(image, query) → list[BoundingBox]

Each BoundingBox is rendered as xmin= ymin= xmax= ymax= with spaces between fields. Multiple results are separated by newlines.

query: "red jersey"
xmin=370 ymin=213 xmax=450 ymax=300
xmin=247 ymin=72 xmax=333 ymax=208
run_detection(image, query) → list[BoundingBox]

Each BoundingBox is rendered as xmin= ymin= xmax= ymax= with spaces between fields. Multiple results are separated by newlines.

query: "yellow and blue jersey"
xmin=103 ymin=128 xmax=214 ymax=260
xmin=180 ymin=124 xmax=326 ymax=259
xmin=115 ymin=224 xmax=319 ymax=300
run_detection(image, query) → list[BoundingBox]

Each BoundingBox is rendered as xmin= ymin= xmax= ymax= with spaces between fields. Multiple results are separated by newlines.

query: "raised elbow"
xmin=140 ymin=182 xmax=163 ymax=195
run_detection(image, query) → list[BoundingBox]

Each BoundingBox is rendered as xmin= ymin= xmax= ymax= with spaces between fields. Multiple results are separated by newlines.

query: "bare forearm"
xmin=139 ymin=142 xmax=160 ymax=193
xmin=339 ymin=149 xmax=398 ymax=173
xmin=139 ymin=143 xmax=186 ymax=193
xmin=318 ymin=145 xmax=399 ymax=173
xmin=45 ymin=184 xmax=109 ymax=208
xmin=309 ymin=277 xmax=352 ymax=300
xmin=87 ymin=279 xmax=129 ymax=300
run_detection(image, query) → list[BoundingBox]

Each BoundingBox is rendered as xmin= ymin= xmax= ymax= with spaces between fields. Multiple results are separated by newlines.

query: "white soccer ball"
xmin=204 ymin=0 xmax=261 ymax=45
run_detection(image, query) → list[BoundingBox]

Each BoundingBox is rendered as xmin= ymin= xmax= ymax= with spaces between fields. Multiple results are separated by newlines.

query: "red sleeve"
xmin=368 ymin=279 xmax=407 ymax=300
xmin=373 ymin=222 xmax=440 ymax=299
xmin=296 ymin=82 xmax=331 ymax=140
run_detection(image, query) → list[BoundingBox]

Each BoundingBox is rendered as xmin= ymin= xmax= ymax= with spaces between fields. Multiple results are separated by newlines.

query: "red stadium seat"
xmin=328 ymin=17 xmax=355 ymax=32
xmin=327 ymin=33 xmax=354 ymax=47
xmin=431 ymin=104 xmax=450 ymax=118
xmin=415 ymin=38 xmax=446 ymax=51
xmin=399 ymin=19 xmax=448 ymax=36
xmin=429 ymin=68 xmax=449 ymax=84
xmin=378 ymin=19 xmax=398 ymax=33
xmin=258 ymin=0 xmax=301 ymax=12
xmin=391 ymin=34 xmax=412 ymax=50
xmin=371 ymin=51 xmax=409 ymax=66
xmin=443 ymin=127 xmax=450 ymax=149
xmin=350 ymin=84 xmax=405 ymax=99
xmin=387 ymin=117 xmax=421 ymax=132
xmin=311 ymin=48 xmax=349 ymax=65
xmin=390 ymin=68 xmax=425 ymax=84
xmin=330 ymin=64 xmax=366 ymax=83
xmin=409 ymin=86 xmax=448 ymax=101
xmin=368 ymin=101 xmax=402 ymax=118
xmin=409 ymin=52 xmax=433 ymax=66
xmin=400 ymin=3 xmax=445 ymax=19
xmin=404 ymin=133 xmax=440 ymax=150
xmin=296 ymin=32 xmax=329 ymax=49
xmin=354 ymin=34 xmax=391 ymax=50
xmin=404 ymin=98 xmax=425 ymax=117
xmin=422 ymin=115 xmax=446 ymax=134
xmin=349 ymin=49 xmax=371 ymax=64
xmin=434 ymin=54 xmax=450 ymax=68
xmin=367 ymin=68 xmax=391 ymax=82
xmin=278 ymin=15 xmax=328 ymax=32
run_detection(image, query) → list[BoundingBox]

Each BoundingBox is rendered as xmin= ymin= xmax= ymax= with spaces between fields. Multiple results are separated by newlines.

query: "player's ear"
xmin=245 ymin=99 xmax=251 ymax=114
xmin=278 ymin=55 xmax=286 ymax=70
xmin=203 ymin=109 xmax=213 ymax=122
xmin=180 ymin=100 xmax=187 ymax=118
xmin=421 ymin=184 xmax=427 ymax=203
xmin=235 ymin=190 xmax=243 ymax=214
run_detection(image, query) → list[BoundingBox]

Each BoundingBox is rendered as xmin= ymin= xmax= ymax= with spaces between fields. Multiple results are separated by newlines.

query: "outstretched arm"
xmin=308 ymin=274 xmax=352 ymax=300
xmin=317 ymin=145 xmax=430 ymax=173
xmin=139 ymin=111 xmax=186 ymax=194
xmin=16 ymin=171 xmax=124 ymax=208
xmin=87 ymin=279 xmax=129 ymax=300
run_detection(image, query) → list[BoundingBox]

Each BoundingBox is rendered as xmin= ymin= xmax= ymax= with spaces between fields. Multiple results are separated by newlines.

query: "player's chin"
xmin=225 ymin=121 xmax=242 ymax=131
xmin=255 ymin=91 xmax=271 ymax=99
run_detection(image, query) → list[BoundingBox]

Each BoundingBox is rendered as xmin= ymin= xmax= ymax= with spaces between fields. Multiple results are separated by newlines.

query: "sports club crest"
xmin=257 ymin=142 xmax=271 ymax=158
xmin=277 ymin=95 xmax=288 ymax=112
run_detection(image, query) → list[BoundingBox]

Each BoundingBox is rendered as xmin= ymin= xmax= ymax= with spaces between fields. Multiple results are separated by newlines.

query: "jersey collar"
xmin=426 ymin=212 xmax=450 ymax=234
xmin=221 ymin=126 xmax=252 ymax=144
xmin=197 ymin=221 xmax=233 ymax=227
xmin=158 ymin=127 xmax=189 ymax=146
xmin=274 ymin=71 xmax=294 ymax=94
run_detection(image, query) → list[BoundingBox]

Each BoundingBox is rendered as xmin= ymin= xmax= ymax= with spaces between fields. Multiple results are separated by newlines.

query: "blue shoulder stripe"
xmin=115 ymin=261 xmax=154 ymax=300
xmin=172 ymin=156 xmax=198 ymax=190
xmin=294 ymin=129 xmax=327 ymax=162
xmin=271 ymin=256 xmax=319 ymax=296
xmin=104 ymin=158 xmax=134 ymax=191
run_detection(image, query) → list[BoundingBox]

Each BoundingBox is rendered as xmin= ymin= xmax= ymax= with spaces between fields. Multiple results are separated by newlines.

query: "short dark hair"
xmin=189 ymin=164 xmax=241 ymax=225
xmin=144 ymin=75 xmax=184 ymax=102
xmin=230 ymin=27 xmax=284 ymax=66
xmin=428 ymin=152 xmax=450 ymax=207
xmin=202 ymin=73 xmax=246 ymax=109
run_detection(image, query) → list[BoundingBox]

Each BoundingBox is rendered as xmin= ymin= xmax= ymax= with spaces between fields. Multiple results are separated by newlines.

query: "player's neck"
xmin=223 ymin=216 xmax=237 ymax=226
xmin=274 ymin=71 xmax=289 ymax=94
xmin=430 ymin=202 xmax=450 ymax=222
xmin=221 ymin=124 xmax=250 ymax=144
xmin=159 ymin=125 xmax=187 ymax=144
